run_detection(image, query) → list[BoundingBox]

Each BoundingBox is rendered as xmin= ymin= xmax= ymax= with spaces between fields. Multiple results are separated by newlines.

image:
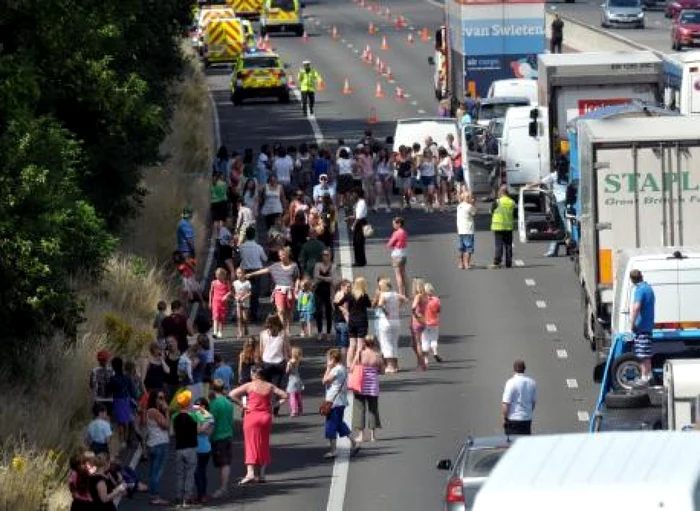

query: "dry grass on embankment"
xmin=0 ymin=48 xmax=214 ymax=511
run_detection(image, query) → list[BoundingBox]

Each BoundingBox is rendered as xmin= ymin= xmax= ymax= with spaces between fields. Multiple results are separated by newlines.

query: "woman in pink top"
xmin=411 ymin=278 xmax=428 ymax=371
xmin=386 ymin=217 xmax=408 ymax=296
xmin=421 ymin=282 xmax=442 ymax=367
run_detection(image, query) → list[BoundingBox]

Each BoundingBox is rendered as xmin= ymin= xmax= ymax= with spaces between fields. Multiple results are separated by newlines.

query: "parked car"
xmin=666 ymin=0 xmax=700 ymax=18
xmin=601 ymin=0 xmax=645 ymax=27
xmin=437 ymin=436 xmax=515 ymax=511
xmin=671 ymin=9 xmax=700 ymax=47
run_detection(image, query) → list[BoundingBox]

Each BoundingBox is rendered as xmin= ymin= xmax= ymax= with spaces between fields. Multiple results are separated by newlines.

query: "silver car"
xmin=436 ymin=436 xmax=514 ymax=510
xmin=601 ymin=0 xmax=645 ymax=28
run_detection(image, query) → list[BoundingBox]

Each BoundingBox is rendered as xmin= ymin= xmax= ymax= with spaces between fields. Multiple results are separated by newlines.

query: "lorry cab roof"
xmin=539 ymin=50 xmax=661 ymax=68
xmin=581 ymin=116 xmax=700 ymax=144
xmin=473 ymin=432 xmax=700 ymax=511
xmin=566 ymin=100 xmax=679 ymax=130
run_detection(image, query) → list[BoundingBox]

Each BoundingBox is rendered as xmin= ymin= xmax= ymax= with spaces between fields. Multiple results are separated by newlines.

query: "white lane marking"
xmin=556 ymin=349 xmax=568 ymax=359
xmin=388 ymin=79 xmax=395 ymax=84
xmin=404 ymin=93 xmax=411 ymax=98
xmin=536 ymin=300 xmax=547 ymax=309
xmin=546 ymin=323 xmax=557 ymax=333
xmin=525 ymin=278 xmax=536 ymax=286
xmin=341 ymin=38 xmax=347 ymax=43
xmin=514 ymin=259 xmax=525 ymax=267
xmin=410 ymin=100 xmax=418 ymax=106
xmin=408 ymin=25 xmax=415 ymax=30
xmin=566 ymin=378 xmax=579 ymax=389
xmin=578 ymin=411 xmax=590 ymax=422
xmin=347 ymin=43 xmax=353 ymax=48
xmin=417 ymin=109 xmax=426 ymax=114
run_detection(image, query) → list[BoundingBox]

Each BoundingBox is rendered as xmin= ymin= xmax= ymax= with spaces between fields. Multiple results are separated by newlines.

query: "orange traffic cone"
xmin=368 ymin=107 xmax=378 ymax=124
xmin=263 ymin=34 xmax=271 ymax=50
xmin=369 ymin=22 xmax=376 ymax=35
xmin=342 ymin=78 xmax=353 ymax=94
xmin=421 ymin=27 xmax=430 ymax=42
xmin=287 ymin=73 xmax=296 ymax=88
xmin=396 ymin=15 xmax=406 ymax=29
xmin=331 ymin=26 xmax=339 ymax=40
xmin=385 ymin=65 xmax=393 ymax=80
xmin=317 ymin=77 xmax=326 ymax=91
xmin=378 ymin=60 xmax=386 ymax=74
xmin=407 ymin=33 xmax=414 ymax=44
xmin=381 ymin=36 xmax=389 ymax=50
xmin=395 ymin=86 xmax=406 ymax=101
xmin=363 ymin=45 xmax=373 ymax=63
xmin=302 ymin=30 xmax=309 ymax=42
xmin=375 ymin=82 xmax=384 ymax=98
xmin=385 ymin=7 xmax=391 ymax=18
xmin=375 ymin=56 xmax=382 ymax=70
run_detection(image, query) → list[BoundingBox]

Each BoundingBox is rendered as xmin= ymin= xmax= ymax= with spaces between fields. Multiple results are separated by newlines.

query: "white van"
xmin=500 ymin=106 xmax=549 ymax=194
xmin=613 ymin=248 xmax=700 ymax=336
xmin=487 ymin=79 xmax=538 ymax=105
xmin=473 ymin=431 xmax=700 ymax=511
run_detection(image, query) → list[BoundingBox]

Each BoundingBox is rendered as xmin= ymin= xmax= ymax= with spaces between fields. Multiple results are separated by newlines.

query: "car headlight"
xmin=637 ymin=11 xmax=644 ymax=17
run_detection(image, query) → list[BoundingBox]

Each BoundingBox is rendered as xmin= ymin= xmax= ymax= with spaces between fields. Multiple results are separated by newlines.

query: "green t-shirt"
xmin=211 ymin=181 xmax=228 ymax=204
xmin=210 ymin=395 xmax=234 ymax=441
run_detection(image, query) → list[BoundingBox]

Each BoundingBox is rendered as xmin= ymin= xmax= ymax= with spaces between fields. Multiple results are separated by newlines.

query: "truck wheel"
xmin=611 ymin=353 xmax=644 ymax=391
xmin=279 ymin=92 xmax=290 ymax=104
xmin=232 ymin=94 xmax=243 ymax=106
xmin=604 ymin=390 xmax=650 ymax=409
xmin=295 ymin=26 xmax=305 ymax=37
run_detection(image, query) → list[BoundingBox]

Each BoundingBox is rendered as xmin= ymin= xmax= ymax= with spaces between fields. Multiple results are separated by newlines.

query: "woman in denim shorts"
xmin=333 ymin=280 xmax=352 ymax=361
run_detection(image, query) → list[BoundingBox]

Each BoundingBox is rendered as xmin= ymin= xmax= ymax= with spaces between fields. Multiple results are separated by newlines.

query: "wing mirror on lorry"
xmin=428 ymin=56 xmax=435 ymax=66
xmin=528 ymin=108 xmax=539 ymax=137
xmin=436 ymin=459 xmax=452 ymax=470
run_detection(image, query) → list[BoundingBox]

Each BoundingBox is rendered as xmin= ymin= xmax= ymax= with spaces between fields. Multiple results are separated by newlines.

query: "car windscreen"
xmin=479 ymin=101 xmax=528 ymax=121
xmin=681 ymin=11 xmax=700 ymax=22
xmin=464 ymin=447 xmax=508 ymax=477
xmin=242 ymin=57 xmax=279 ymax=69
xmin=609 ymin=0 xmax=640 ymax=7
xmin=271 ymin=0 xmax=295 ymax=10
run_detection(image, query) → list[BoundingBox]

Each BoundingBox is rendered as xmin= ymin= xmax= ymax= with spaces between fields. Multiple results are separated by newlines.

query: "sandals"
xmin=238 ymin=476 xmax=256 ymax=486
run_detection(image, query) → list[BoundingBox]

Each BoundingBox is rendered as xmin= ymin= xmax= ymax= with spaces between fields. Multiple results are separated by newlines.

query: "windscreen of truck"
xmin=271 ymin=0 xmax=295 ymax=9
xmin=479 ymin=100 xmax=529 ymax=121
xmin=609 ymin=0 xmax=641 ymax=7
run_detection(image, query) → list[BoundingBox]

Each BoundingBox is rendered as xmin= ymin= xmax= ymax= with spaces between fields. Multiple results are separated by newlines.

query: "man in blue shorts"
xmin=629 ymin=269 xmax=656 ymax=383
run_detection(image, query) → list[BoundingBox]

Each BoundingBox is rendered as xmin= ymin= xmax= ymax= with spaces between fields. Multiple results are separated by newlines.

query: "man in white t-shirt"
xmin=501 ymin=359 xmax=537 ymax=435
xmin=273 ymin=147 xmax=294 ymax=193
xmin=456 ymin=191 xmax=477 ymax=270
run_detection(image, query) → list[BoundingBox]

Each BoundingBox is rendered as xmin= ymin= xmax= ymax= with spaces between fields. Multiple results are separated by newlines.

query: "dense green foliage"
xmin=0 ymin=0 xmax=194 ymax=359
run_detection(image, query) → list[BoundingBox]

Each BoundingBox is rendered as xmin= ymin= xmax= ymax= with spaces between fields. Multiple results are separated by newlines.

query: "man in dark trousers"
xmin=551 ymin=13 xmax=564 ymax=54
xmin=488 ymin=186 xmax=516 ymax=269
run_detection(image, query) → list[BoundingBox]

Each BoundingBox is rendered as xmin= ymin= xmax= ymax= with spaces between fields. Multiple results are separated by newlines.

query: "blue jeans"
xmin=325 ymin=405 xmax=351 ymax=439
xmin=335 ymin=322 xmax=349 ymax=348
xmin=194 ymin=452 xmax=210 ymax=498
xmin=148 ymin=443 xmax=168 ymax=498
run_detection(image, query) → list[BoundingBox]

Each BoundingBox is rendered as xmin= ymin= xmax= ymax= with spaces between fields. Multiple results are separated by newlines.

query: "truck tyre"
xmin=604 ymin=390 xmax=650 ymax=409
xmin=611 ymin=353 xmax=644 ymax=391
xmin=232 ymin=93 xmax=243 ymax=106
xmin=295 ymin=26 xmax=304 ymax=37
xmin=279 ymin=92 xmax=290 ymax=103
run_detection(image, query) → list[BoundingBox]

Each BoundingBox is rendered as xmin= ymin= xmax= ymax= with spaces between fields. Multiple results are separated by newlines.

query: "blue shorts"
xmin=457 ymin=234 xmax=474 ymax=254
xmin=335 ymin=322 xmax=349 ymax=348
xmin=325 ymin=405 xmax=351 ymax=439
xmin=634 ymin=332 xmax=652 ymax=359
xmin=420 ymin=176 xmax=435 ymax=188
xmin=454 ymin=166 xmax=465 ymax=183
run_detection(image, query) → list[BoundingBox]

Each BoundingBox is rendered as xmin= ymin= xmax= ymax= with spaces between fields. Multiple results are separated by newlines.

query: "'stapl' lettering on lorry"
xmin=604 ymin=172 xmax=700 ymax=194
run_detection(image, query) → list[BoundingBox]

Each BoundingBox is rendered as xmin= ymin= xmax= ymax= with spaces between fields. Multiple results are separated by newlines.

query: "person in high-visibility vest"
xmin=489 ymin=185 xmax=516 ymax=269
xmin=298 ymin=60 xmax=322 ymax=116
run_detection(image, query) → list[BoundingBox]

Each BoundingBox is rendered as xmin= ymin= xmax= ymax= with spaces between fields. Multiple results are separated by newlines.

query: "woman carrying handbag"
xmin=350 ymin=337 xmax=384 ymax=443
xmin=320 ymin=349 xmax=359 ymax=459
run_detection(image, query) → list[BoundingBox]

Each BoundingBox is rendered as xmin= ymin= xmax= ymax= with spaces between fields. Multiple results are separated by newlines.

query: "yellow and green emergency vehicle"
xmin=230 ymin=50 xmax=291 ymax=105
xmin=201 ymin=16 xmax=254 ymax=67
xmin=231 ymin=0 xmax=264 ymax=19
xmin=260 ymin=0 xmax=305 ymax=37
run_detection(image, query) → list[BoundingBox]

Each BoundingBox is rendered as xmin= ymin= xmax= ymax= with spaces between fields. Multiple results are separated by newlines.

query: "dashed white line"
xmin=577 ymin=411 xmax=590 ymax=422
xmin=417 ymin=109 xmax=426 ymax=114
xmin=546 ymin=323 xmax=558 ymax=333
xmin=341 ymin=39 xmax=347 ymax=43
xmin=353 ymin=49 xmax=359 ymax=54
xmin=525 ymin=278 xmax=536 ymax=286
xmin=346 ymin=43 xmax=353 ymax=48
xmin=536 ymin=300 xmax=547 ymax=309
xmin=403 ymin=93 xmax=411 ymax=98
xmin=514 ymin=259 xmax=525 ymax=267
xmin=410 ymin=100 xmax=418 ymax=106
xmin=556 ymin=349 xmax=568 ymax=359
xmin=566 ymin=378 xmax=579 ymax=389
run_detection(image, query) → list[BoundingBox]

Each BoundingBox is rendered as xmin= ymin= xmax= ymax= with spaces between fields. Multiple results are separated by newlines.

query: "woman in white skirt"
xmin=373 ymin=277 xmax=408 ymax=374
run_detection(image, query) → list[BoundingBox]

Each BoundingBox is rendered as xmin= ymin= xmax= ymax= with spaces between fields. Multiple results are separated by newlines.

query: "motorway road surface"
xmin=123 ymin=1 xmax=601 ymax=509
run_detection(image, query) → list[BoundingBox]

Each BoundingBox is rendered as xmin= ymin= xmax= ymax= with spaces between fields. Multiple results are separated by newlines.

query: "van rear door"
xmin=676 ymin=254 xmax=700 ymax=328
xmin=518 ymin=187 xmax=566 ymax=243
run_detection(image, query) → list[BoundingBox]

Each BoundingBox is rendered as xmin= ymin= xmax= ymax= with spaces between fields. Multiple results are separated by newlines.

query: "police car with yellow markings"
xmin=230 ymin=49 xmax=291 ymax=105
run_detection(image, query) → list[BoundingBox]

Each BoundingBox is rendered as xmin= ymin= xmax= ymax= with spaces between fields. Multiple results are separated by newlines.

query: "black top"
xmin=88 ymin=473 xmax=117 ymax=510
xmin=334 ymin=292 xmax=351 ymax=323
xmin=144 ymin=362 xmax=166 ymax=391
xmin=240 ymin=360 xmax=254 ymax=384
xmin=162 ymin=313 xmax=189 ymax=354
xmin=552 ymin=18 xmax=564 ymax=39
xmin=164 ymin=356 xmax=180 ymax=385
xmin=397 ymin=159 xmax=412 ymax=178
xmin=173 ymin=411 xmax=198 ymax=450
xmin=340 ymin=293 xmax=372 ymax=327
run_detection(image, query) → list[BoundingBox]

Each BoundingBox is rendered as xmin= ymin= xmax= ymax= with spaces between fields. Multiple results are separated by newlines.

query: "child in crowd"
xmin=422 ymin=282 xmax=443 ymax=366
xmin=296 ymin=278 xmax=316 ymax=337
xmin=107 ymin=357 xmax=138 ymax=449
xmin=196 ymin=333 xmax=214 ymax=397
xmin=178 ymin=343 xmax=200 ymax=395
xmin=233 ymin=267 xmax=252 ymax=338
xmin=124 ymin=360 xmax=146 ymax=453
xmin=69 ymin=450 xmax=95 ymax=510
xmin=286 ymin=347 xmax=304 ymax=417
xmin=152 ymin=300 xmax=167 ymax=347
xmin=85 ymin=403 xmax=112 ymax=455
xmin=89 ymin=349 xmax=114 ymax=409
xmin=212 ymin=354 xmax=234 ymax=392
xmin=209 ymin=267 xmax=232 ymax=339
xmin=173 ymin=250 xmax=204 ymax=307
xmin=193 ymin=397 xmax=215 ymax=504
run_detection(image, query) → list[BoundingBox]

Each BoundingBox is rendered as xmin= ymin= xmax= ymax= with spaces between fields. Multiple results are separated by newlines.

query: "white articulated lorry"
xmin=576 ymin=116 xmax=700 ymax=356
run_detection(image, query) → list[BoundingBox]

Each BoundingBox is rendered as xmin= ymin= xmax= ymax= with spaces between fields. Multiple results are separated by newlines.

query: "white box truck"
xmin=473 ymin=432 xmax=700 ymax=511
xmin=538 ymin=51 xmax=663 ymax=161
xmin=577 ymin=116 xmax=700 ymax=355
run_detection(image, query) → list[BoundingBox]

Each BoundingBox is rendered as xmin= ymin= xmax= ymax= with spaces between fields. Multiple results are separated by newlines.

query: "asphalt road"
xmin=123 ymin=1 xmax=601 ymax=509
xmin=552 ymin=0 xmax=675 ymax=53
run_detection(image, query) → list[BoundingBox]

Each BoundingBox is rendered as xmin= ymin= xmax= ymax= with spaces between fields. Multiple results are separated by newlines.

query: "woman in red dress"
xmin=229 ymin=365 xmax=288 ymax=484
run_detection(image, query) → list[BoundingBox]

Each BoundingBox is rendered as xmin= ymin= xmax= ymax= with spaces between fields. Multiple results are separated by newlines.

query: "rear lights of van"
xmin=445 ymin=477 xmax=464 ymax=503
